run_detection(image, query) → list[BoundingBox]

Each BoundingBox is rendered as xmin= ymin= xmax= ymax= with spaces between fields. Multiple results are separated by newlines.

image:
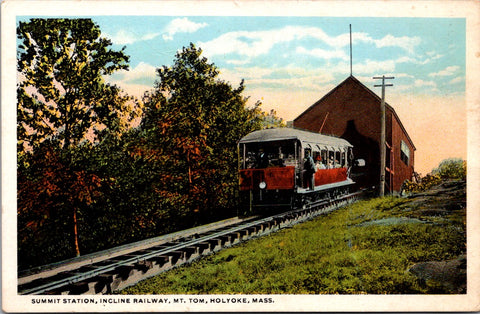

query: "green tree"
xmin=138 ymin=43 xmax=264 ymax=225
xmin=17 ymin=18 xmax=133 ymax=152
xmin=258 ymin=109 xmax=286 ymax=129
xmin=432 ymin=158 xmax=467 ymax=180
xmin=17 ymin=18 xmax=133 ymax=257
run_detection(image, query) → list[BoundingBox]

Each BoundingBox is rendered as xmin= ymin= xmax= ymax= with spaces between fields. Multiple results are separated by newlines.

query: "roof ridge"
xmin=294 ymin=75 xmax=415 ymax=150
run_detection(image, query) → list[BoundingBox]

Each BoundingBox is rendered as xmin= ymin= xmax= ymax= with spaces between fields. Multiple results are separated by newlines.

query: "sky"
xmin=17 ymin=15 xmax=467 ymax=175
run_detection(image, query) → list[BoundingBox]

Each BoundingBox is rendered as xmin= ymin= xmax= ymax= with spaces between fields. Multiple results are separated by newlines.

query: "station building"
xmin=293 ymin=75 xmax=416 ymax=193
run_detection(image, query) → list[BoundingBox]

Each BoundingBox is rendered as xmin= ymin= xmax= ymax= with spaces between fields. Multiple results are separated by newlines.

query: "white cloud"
xmin=414 ymin=79 xmax=437 ymax=88
xmin=104 ymin=18 xmax=208 ymax=44
xmin=296 ymin=46 xmax=349 ymax=60
xmin=449 ymin=76 xmax=464 ymax=84
xmin=122 ymin=62 xmax=158 ymax=82
xmin=249 ymin=75 xmax=334 ymax=91
xmin=226 ymin=66 xmax=275 ymax=80
xmin=104 ymin=62 xmax=158 ymax=97
xmin=396 ymin=56 xmax=418 ymax=64
xmin=309 ymin=28 xmax=349 ymax=47
xmin=105 ymin=30 xmax=160 ymax=45
xmin=199 ymin=26 xmax=422 ymax=63
xmin=227 ymin=59 xmax=251 ymax=66
xmin=162 ymin=18 xmax=208 ymax=41
xmin=389 ymin=83 xmax=412 ymax=93
xmin=354 ymin=59 xmax=396 ymax=74
xmin=394 ymin=73 xmax=415 ymax=79
xmin=200 ymin=26 xmax=331 ymax=59
xmin=350 ymin=56 xmax=420 ymax=75
xmin=426 ymin=51 xmax=443 ymax=59
xmin=410 ymin=52 xmax=443 ymax=65
xmin=395 ymin=54 xmax=443 ymax=66
xmin=345 ymin=53 xmax=436 ymax=76
xmin=428 ymin=66 xmax=460 ymax=77
xmin=199 ymin=30 xmax=281 ymax=59
xmin=217 ymin=65 xmax=335 ymax=92
xmin=374 ymin=34 xmax=421 ymax=54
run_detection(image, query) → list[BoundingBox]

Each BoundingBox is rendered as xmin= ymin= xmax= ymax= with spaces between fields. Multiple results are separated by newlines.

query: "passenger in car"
xmin=328 ymin=157 xmax=334 ymax=169
xmin=304 ymin=150 xmax=316 ymax=190
xmin=256 ymin=148 xmax=269 ymax=168
xmin=315 ymin=156 xmax=326 ymax=170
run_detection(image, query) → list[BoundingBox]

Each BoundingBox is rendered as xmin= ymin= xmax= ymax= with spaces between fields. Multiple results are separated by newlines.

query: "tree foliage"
xmin=258 ymin=109 xmax=285 ymax=129
xmin=432 ymin=158 xmax=466 ymax=180
xmin=17 ymin=18 xmax=134 ymax=262
xmin=17 ymin=34 xmax=284 ymax=269
xmin=17 ymin=141 xmax=103 ymax=267
xmin=17 ymin=18 xmax=133 ymax=152
xmin=138 ymin=43 xmax=264 ymax=224
xmin=402 ymin=158 xmax=466 ymax=194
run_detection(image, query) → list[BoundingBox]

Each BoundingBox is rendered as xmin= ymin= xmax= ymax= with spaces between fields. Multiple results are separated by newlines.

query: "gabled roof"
xmin=295 ymin=75 xmax=416 ymax=150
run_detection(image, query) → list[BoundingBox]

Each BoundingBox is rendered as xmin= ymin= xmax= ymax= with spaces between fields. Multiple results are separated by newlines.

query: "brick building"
xmin=293 ymin=75 xmax=415 ymax=193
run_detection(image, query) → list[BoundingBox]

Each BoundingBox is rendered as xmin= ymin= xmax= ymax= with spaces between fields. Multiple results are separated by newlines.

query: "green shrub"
xmin=402 ymin=174 xmax=442 ymax=193
xmin=432 ymin=158 xmax=466 ymax=180
xmin=402 ymin=158 xmax=466 ymax=195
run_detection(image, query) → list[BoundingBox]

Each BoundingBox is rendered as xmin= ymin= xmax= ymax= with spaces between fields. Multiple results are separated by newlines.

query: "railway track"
xmin=18 ymin=191 xmax=361 ymax=295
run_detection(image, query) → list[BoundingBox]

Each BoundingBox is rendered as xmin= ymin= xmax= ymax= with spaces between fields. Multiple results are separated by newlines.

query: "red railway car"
xmin=238 ymin=128 xmax=358 ymax=213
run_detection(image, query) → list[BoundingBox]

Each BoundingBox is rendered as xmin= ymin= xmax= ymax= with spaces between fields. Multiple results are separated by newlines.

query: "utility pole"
xmin=373 ymin=75 xmax=394 ymax=197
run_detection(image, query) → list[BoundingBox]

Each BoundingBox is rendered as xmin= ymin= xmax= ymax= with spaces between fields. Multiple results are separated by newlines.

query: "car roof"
xmin=239 ymin=128 xmax=353 ymax=148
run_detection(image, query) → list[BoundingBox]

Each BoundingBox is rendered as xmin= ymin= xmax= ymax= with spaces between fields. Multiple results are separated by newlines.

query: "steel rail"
xmin=18 ymin=216 xmax=255 ymax=282
xmin=20 ymin=216 xmax=277 ymax=295
xmin=19 ymin=192 xmax=360 ymax=295
xmin=19 ymin=221 xmax=247 ymax=295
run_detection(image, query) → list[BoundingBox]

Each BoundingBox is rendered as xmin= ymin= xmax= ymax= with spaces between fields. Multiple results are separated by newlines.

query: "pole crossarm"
xmin=373 ymin=76 xmax=395 ymax=79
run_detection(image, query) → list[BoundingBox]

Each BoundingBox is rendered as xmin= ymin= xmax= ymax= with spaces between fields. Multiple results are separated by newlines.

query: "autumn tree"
xmin=136 ymin=43 xmax=264 ymax=225
xmin=17 ymin=18 xmax=133 ymax=259
xmin=17 ymin=141 xmax=103 ymax=268
xmin=16 ymin=34 xmax=287 ymax=268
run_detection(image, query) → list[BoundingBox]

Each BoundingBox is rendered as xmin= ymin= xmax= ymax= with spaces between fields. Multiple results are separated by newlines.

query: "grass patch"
xmin=121 ymin=194 xmax=465 ymax=295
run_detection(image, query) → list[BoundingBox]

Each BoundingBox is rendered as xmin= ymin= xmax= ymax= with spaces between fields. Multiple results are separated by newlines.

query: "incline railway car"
xmin=238 ymin=128 xmax=358 ymax=213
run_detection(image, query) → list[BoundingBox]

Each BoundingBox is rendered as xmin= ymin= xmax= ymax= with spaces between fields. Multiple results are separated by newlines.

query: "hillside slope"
xmin=122 ymin=180 xmax=466 ymax=294
xmin=402 ymin=179 xmax=466 ymax=293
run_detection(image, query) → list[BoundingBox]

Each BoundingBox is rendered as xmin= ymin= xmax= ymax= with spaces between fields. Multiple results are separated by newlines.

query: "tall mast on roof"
xmin=350 ymin=24 xmax=353 ymax=76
